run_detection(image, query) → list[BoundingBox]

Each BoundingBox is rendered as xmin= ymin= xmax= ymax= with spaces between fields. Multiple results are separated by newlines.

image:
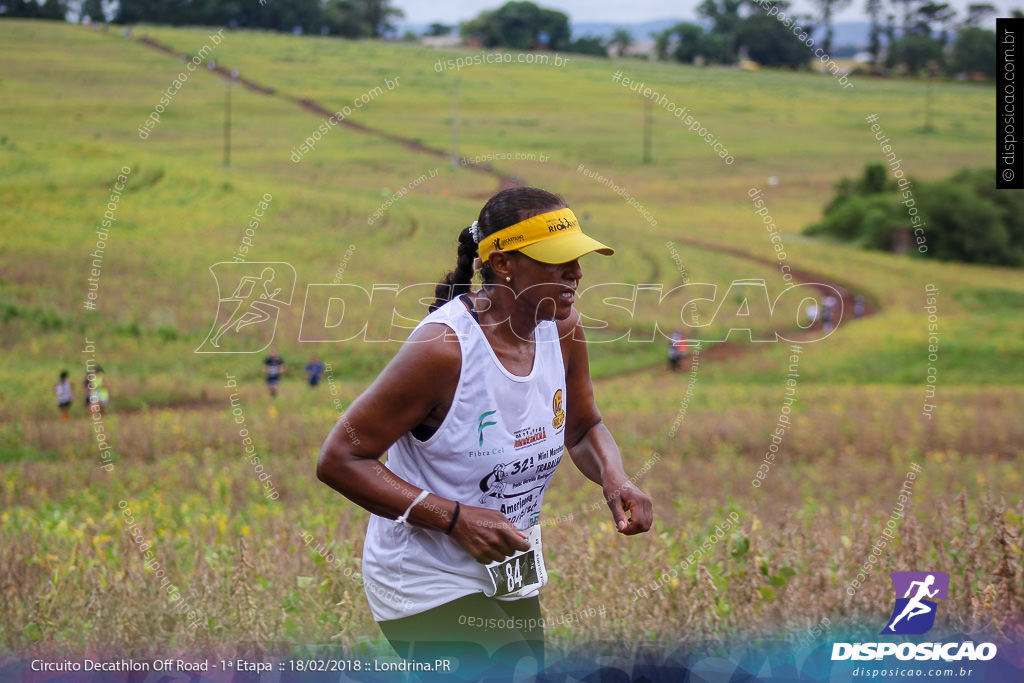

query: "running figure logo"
xmin=196 ymin=263 xmax=296 ymax=353
xmin=881 ymin=571 xmax=949 ymax=635
xmin=479 ymin=463 xmax=507 ymax=503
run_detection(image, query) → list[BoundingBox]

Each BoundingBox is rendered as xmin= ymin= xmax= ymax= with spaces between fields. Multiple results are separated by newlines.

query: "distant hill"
xmin=569 ymin=18 xmax=695 ymax=41
xmin=579 ymin=20 xmax=875 ymax=49
xmin=400 ymin=19 xmax=876 ymax=50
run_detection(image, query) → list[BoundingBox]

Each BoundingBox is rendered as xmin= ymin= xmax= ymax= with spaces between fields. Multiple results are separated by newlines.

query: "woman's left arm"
xmin=558 ymin=313 xmax=654 ymax=535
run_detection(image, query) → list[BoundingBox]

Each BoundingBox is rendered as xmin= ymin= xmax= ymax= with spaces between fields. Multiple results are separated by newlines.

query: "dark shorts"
xmin=58 ymin=401 xmax=72 ymax=409
xmin=378 ymin=593 xmax=544 ymax=679
xmin=266 ymin=376 xmax=280 ymax=386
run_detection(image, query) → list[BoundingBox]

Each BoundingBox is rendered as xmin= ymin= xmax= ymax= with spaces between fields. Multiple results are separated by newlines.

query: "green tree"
xmin=884 ymin=12 xmax=897 ymax=51
xmin=323 ymin=0 xmax=367 ymax=37
xmin=698 ymin=33 xmax=729 ymax=63
xmin=39 ymin=0 xmax=69 ymax=20
xmin=951 ymin=27 xmax=996 ymax=77
xmin=190 ymin=0 xmax=243 ymax=27
xmin=652 ymin=29 xmax=671 ymax=61
xmin=953 ymin=168 xmax=1024 ymax=256
xmin=891 ymin=0 xmax=918 ymax=33
xmin=566 ymin=35 xmax=607 ymax=56
xmin=866 ymin=0 xmax=885 ymax=66
xmin=537 ymin=7 xmax=570 ymax=49
xmin=918 ymin=181 xmax=1017 ymax=266
xmin=669 ymin=22 xmax=705 ymax=63
xmin=259 ymin=0 xmax=323 ymax=33
xmin=360 ymin=0 xmax=403 ymax=38
xmin=489 ymin=1 xmax=543 ymax=49
xmin=914 ymin=0 xmax=956 ymax=43
xmin=111 ymin=0 xmax=140 ymax=23
xmin=806 ymin=164 xmax=1024 ymax=267
xmin=812 ymin=0 xmax=852 ymax=56
xmin=2 ymin=0 xmax=42 ymax=17
xmin=822 ymin=162 xmax=893 ymax=215
xmin=79 ymin=0 xmax=105 ymax=21
xmin=697 ymin=0 xmax=744 ymax=63
xmin=885 ymin=33 xmax=943 ymax=73
xmin=609 ymin=27 xmax=632 ymax=57
xmin=425 ymin=22 xmax=452 ymax=36
xmin=460 ymin=11 xmax=495 ymax=43
xmin=962 ymin=3 xmax=996 ymax=27
xmin=736 ymin=4 xmax=813 ymax=68
xmin=460 ymin=2 xmax=570 ymax=51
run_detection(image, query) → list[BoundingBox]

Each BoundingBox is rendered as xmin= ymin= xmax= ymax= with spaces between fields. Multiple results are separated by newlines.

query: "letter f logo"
xmin=477 ymin=410 xmax=497 ymax=446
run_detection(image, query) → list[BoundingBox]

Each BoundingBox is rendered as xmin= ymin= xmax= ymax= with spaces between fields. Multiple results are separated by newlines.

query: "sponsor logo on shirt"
xmin=513 ymin=426 xmax=547 ymax=450
xmin=477 ymin=449 xmax=564 ymax=526
xmin=477 ymin=409 xmax=497 ymax=446
xmin=551 ymin=389 xmax=565 ymax=429
xmin=467 ymin=447 xmax=505 ymax=458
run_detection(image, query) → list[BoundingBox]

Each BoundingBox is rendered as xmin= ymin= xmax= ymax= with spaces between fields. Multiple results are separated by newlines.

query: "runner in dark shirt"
xmin=263 ymin=348 xmax=284 ymax=397
xmin=305 ymin=355 xmax=324 ymax=387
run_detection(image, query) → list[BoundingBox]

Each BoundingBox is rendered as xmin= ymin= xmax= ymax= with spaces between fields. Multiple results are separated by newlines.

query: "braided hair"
xmin=430 ymin=187 xmax=566 ymax=312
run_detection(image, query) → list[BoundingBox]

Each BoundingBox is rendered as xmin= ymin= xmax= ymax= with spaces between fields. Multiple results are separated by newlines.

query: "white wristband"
xmin=395 ymin=490 xmax=430 ymax=527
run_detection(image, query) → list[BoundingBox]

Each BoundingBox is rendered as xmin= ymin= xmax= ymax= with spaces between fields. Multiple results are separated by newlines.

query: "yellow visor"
xmin=477 ymin=208 xmax=614 ymax=264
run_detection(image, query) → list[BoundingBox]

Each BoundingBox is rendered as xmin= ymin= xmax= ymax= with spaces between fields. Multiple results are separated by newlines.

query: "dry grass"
xmin=1 ymin=384 xmax=1021 ymax=660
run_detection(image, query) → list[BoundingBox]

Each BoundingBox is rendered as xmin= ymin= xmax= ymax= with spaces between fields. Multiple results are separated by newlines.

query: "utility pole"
xmin=642 ymin=97 xmax=653 ymax=164
xmin=924 ymin=72 xmax=934 ymax=132
xmin=224 ymin=69 xmax=238 ymax=169
xmin=450 ymin=85 xmax=461 ymax=170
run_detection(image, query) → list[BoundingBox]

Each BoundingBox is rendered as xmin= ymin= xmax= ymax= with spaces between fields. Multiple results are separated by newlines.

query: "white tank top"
xmin=361 ymin=295 xmax=567 ymax=621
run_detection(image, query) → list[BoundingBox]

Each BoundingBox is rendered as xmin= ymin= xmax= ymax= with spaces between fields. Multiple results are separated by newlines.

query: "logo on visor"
xmin=547 ymin=216 xmax=577 ymax=232
xmin=492 ymin=234 xmax=525 ymax=251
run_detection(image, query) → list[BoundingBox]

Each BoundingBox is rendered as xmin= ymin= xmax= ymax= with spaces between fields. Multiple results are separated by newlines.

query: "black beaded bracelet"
xmin=445 ymin=502 xmax=461 ymax=535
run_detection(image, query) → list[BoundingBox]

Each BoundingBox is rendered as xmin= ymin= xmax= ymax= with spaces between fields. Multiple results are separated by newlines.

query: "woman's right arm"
xmin=316 ymin=323 xmax=529 ymax=564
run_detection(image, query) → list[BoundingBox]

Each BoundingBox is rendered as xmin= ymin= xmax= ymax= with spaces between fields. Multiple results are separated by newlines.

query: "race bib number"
xmin=485 ymin=525 xmax=547 ymax=598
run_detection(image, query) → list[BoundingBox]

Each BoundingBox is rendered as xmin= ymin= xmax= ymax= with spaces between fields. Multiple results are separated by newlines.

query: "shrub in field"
xmin=807 ymin=165 xmax=1024 ymax=267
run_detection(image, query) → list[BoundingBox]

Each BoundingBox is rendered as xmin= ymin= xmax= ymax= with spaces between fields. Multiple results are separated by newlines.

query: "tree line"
xmin=639 ymin=0 xmax=1010 ymax=78
xmin=3 ymin=0 xmax=1016 ymax=77
xmin=0 ymin=0 xmax=405 ymax=38
xmin=454 ymin=0 xmax=1012 ymax=77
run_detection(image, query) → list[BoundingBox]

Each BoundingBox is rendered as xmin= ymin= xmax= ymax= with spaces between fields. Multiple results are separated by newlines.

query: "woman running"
xmin=317 ymin=186 xmax=653 ymax=676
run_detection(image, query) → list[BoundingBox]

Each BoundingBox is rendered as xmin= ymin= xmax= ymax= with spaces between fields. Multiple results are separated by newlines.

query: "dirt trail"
xmin=594 ymin=237 xmax=874 ymax=374
xmin=130 ymin=34 xmax=876 ymax=380
xmin=135 ymin=35 xmax=519 ymax=187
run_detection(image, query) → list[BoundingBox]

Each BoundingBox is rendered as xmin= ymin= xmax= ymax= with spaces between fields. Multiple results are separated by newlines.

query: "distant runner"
xmin=55 ymin=370 xmax=73 ymax=420
xmin=264 ymin=348 xmax=284 ymax=397
xmin=305 ymin=354 xmax=324 ymax=387
xmin=88 ymin=366 xmax=110 ymax=415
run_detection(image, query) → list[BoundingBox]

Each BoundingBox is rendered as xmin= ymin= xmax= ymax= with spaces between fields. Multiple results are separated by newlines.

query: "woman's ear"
xmin=488 ymin=251 xmax=514 ymax=282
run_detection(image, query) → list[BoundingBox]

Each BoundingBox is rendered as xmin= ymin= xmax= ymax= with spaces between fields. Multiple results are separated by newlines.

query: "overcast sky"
xmin=397 ymin=0 xmax=1020 ymax=26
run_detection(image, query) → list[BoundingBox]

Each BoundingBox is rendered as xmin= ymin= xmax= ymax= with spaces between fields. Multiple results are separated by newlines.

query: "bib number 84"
xmin=484 ymin=525 xmax=547 ymax=598
xmin=505 ymin=557 xmax=523 ymax=593
xmin=487 ymin=549 xmax=539 ymax=597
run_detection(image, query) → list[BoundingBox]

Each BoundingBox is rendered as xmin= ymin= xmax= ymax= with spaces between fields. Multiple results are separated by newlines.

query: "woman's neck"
xmin=472 ymin=289 xmax=538 ymax=345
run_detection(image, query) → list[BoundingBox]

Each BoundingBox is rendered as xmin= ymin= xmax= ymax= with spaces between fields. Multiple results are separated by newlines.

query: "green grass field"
xmin=1 ymin=19 xmax=1022 ymax=667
